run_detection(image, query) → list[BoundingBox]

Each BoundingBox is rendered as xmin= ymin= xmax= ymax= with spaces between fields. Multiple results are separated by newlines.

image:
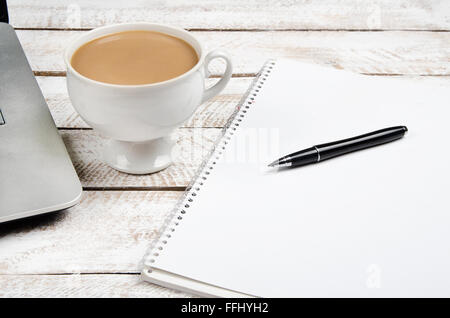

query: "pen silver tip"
xmin=268 ymin=159 xmax=292 ymax=168
xmin=268 ymin=160 xmax=278 ymax=167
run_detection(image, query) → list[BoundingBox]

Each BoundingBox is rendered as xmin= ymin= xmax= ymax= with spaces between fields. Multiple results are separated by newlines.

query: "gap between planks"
xmin=83 ymin=186 xmax=186 ymax=191
xmin=33 ymin=71 xmax=256 ymax=77
xmin=35 ymin=71 xmax=450 ymax=78
xmin=57 ymin=127 xmax=222 ymax=130
xmin=14 ymin=27 xmax=450 ymax=32
xmin=0 ymin=272 xmax=139 ymax=276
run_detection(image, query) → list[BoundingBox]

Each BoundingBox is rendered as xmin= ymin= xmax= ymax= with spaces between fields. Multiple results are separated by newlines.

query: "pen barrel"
xmin=316 ymin=126 xmax=407 ymax=161
xmin=288 ymin=147 xmax=319 ymax=167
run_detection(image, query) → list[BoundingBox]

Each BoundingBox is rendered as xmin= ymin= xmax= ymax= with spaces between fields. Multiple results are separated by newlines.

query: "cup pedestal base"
xmin=103 ymin=137 xmax=174 ymax=174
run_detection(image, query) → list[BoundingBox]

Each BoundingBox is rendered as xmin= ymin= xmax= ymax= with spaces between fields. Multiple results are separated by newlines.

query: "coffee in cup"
xmin=71 ymin=30 xmax=199 ymax=85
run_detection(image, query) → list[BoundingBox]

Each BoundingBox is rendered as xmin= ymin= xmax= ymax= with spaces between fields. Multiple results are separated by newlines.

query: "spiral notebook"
xmin=142 ymin=59 xmax=450 ymax=297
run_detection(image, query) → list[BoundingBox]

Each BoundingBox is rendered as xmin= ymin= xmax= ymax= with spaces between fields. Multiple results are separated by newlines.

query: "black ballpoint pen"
xmin=268 ymin=126 xmax=408 ymax=168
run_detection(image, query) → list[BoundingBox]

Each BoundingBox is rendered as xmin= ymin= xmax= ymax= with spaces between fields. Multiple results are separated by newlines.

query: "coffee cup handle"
xmin=201 ymin=50 xmax=233 ymax=104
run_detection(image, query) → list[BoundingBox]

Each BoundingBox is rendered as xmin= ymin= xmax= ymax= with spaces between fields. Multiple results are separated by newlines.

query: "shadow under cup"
xmin=64 ymin=23 xmax=232 ymax=174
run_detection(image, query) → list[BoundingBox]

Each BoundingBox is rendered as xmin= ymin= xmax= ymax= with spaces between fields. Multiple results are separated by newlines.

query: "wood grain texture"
xmin=62 ymin=129 xmax=221 ymax=188
xmin=18 ymin=30 xmax=450 ymax=76
xmin=0 ymin=274 xmax=190 ymax=297
xmin=0 ymin=191 xmax=183 ymax=274
xmin=38 ymin=75 xmax=450 ymax=129
xmin=56 ymin=78 xmax=450 ymax=189
xmin=38 ymin=77 xmax=252 ymax=129
xmin=8 ymin=0 xmax=450 ymax=31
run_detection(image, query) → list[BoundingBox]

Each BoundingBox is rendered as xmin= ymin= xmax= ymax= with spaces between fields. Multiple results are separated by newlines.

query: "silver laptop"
xmin=0 ymin=1 xmax=82 ymax=222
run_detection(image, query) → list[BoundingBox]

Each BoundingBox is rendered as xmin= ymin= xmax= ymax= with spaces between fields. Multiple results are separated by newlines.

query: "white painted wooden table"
xmin=1 ymin=0 xmax=449 ymax=297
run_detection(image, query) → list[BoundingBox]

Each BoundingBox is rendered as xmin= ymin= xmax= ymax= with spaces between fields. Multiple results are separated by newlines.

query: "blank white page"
xmin=147 ymin=59 xmax=450 ymax=297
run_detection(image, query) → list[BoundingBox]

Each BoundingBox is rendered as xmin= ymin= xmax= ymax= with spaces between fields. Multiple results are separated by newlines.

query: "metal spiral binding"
xmin=143 ymin=60 xmax=277 ymax=270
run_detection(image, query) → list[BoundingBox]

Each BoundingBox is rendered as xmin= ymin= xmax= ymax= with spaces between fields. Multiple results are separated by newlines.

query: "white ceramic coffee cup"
xmin=64 ymin=23 xmax=232 ymax=174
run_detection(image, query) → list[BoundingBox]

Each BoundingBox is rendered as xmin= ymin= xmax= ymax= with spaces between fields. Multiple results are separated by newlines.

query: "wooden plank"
xmin=38 ymin=77 xmax=252 ymax=129
xmin=8 ymin=0 xmax=450 ymax=31
xmin=52 ymin=75 xmax=450 ymax=190
xmin=18 ymin=30 xmax=450 ymax=76
xmin=62 ymin=129 xmax=221 ymax=188
xmin=0 ymin=274 xmax=190 ymax=297
xmin=38 ymin=75 xmax=450 ymax=129
xmin=0 ymin=191 xmax=183 ymax=274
